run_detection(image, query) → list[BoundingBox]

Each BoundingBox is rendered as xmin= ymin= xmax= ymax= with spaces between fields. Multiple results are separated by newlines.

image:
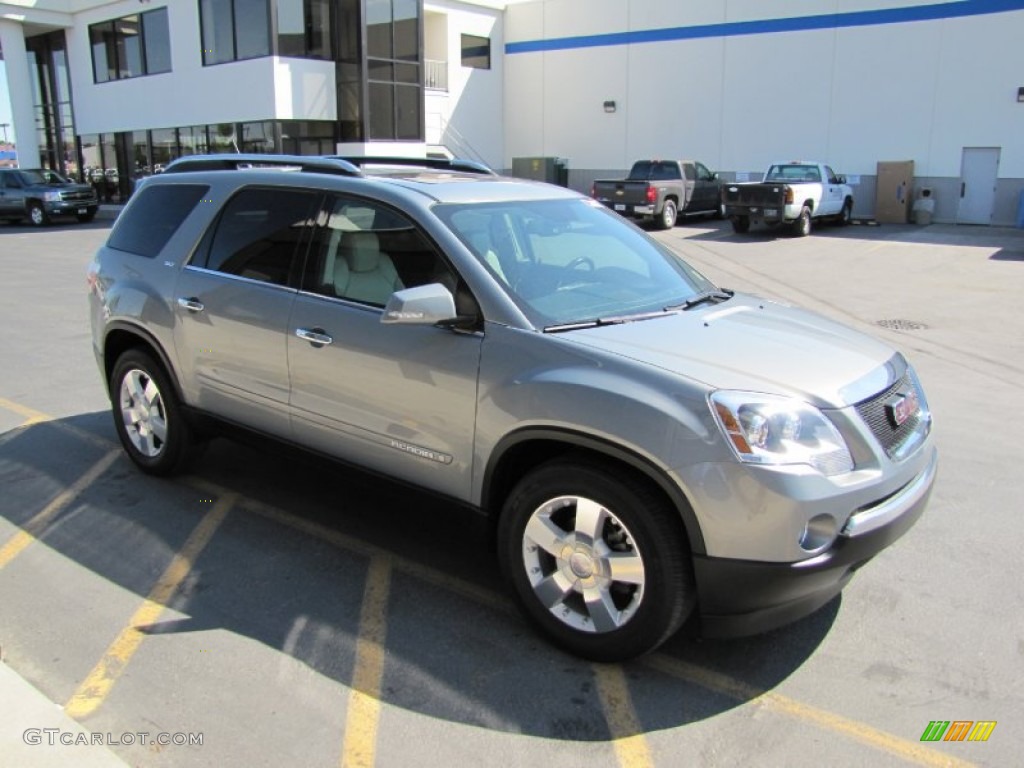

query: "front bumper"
xmin=46 ymin=199 xmax=98 ymax=216
xmin=694 ymin=447 xmax=937 ymax=637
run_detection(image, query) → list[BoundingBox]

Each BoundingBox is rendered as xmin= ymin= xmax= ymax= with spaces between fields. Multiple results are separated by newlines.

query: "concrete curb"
xmin=0 ymin=661 xmax=128 ymax=767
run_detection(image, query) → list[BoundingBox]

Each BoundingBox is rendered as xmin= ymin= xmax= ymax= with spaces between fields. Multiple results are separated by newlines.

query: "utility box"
xmin=875 ymin=161 xmax=914 ymax=223
xmin=511 ymin=156 xmax=569 ymax=187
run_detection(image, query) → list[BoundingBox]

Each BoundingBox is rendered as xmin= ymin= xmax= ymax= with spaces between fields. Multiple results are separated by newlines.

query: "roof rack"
xmin=327 ymin=155 xmax=497 ymax=176
xmin=163 ymin=154 xmax=362 ymax=177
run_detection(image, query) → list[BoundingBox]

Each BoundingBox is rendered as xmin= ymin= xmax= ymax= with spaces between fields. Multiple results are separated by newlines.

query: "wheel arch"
xmin=482 ymin=427 xmax=706 ymax=556
xmin=102 ymin=323 xmax=183 ymax=401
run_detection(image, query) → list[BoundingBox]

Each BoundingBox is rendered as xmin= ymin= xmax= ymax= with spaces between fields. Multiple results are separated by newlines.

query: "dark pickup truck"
xmin=0 ymin=168 xmax=99 ymax=226
xmin=592 ymin=160 xmax=724 ymax=230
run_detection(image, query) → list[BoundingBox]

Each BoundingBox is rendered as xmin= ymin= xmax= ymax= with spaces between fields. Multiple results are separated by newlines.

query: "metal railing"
xmin=424 ymin=59 xmax=448 ymax=91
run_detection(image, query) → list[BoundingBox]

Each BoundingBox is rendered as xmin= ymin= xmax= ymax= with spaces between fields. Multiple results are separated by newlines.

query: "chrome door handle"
xmin=296 ymin=327 xmax=333 ymax=346
xmin=177 ymin=297 xmax=204 ymax=312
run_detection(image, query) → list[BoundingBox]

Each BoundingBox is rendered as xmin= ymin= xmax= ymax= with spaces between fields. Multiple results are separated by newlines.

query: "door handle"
xmin=296 ymin=327 xmax=333 ymax=347
xmin=961 ymin=182 xmax=966 ymax=198
xmin=177 ymin=297 xmax=204 ymax=312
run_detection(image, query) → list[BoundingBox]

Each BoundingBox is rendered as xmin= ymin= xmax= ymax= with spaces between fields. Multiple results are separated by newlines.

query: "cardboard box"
xmin=875 ymin=161 xmax=914 ymax=223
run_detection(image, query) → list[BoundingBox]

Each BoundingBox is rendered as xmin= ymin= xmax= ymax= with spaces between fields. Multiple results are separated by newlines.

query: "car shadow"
xmin=2 ymin=411 xmax=838 ymax=741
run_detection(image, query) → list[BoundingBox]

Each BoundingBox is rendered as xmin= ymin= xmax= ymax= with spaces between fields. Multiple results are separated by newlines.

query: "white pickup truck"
xmin=721 ymin=161 xmax=854 ymax=236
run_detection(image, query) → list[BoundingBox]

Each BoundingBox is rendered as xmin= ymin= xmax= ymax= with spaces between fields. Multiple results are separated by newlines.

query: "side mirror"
xmin=712 ymin=172 xmax=719 ymax=180
xmin=837 ymin=175 xmax=847 ymax=184
xmin=381 ymin=283 xmax=458 ymax=326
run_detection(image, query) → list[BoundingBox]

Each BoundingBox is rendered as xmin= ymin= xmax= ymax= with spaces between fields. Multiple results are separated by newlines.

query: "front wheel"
xmin=109 ymin=349 xmax=198 ymax=476
xmin=793 ymin=206 xmax=812 ymax=237
xmin=28 ymin=202 xmax=49 ymax=227
xmin=657 ymin=199 xmax=677 ymax=230
xmin=498 ymin=460 xmax=694 ymax=661
xmin=838 ymin=200 xmax=853 ymax=226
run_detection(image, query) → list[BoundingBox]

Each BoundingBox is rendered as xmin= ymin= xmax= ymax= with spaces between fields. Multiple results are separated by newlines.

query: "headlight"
xmin=709 ymin=390 xmax=853 ymax=476
xmin=42 ymin=190 xmax=62 ymax=202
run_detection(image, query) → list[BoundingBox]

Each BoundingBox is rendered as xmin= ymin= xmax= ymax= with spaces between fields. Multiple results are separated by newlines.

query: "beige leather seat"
xmin=333 ymin=231 xmax=403 ymax=305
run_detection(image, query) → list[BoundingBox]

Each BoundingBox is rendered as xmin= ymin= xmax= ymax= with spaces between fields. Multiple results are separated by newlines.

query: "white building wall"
xmin=67 ymin=1 xmax=335 ymax=135
xmin=503 ymin=0 xmax=1024 ymax=221
xmin=424 ymin=0 xmax=504 ymax=169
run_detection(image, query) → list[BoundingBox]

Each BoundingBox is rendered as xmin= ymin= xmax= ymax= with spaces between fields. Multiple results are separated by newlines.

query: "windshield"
xmin=19 ymin=169 xmax=72 ymax=185
xmin=433 ymin=198 xmax=718 ymax=328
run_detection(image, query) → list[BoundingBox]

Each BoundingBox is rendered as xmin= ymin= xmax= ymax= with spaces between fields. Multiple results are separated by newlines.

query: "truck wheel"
xmin=838 ymin=200 xmax=853 ymax=226
xmin=731 ymin=216 xmax=750 ymax=234
xmin=498 ymin=459 xmax=694 ymax=661
xmin=28 ymin=202 xmax=50 ymax=227
xmin=657 ymin=199 xmax=677 ymax=230
xmin=793 ymin=206 xmax=812 ymax=237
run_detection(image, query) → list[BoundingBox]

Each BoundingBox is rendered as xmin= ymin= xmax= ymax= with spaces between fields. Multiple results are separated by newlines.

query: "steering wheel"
xmin=564 ymin=256 xmax=595 ymax=272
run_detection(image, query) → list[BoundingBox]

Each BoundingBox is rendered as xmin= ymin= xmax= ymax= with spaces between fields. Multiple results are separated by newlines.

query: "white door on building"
xmin=957 ymin=147 xmax=1000 ymax=225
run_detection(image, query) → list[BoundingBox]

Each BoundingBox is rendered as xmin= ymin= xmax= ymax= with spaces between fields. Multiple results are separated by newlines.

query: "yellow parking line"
xmin=0 ymin=396 xmax=51 ymax=423
xmin=341 ymin=556 xmax=392 ymax=768
xmin=64 ymin=493 xmax=236 ymax=719
xmin=593 ymin=664 xmax=654 ymax=768
xmin=0 ymin=449 xmax=121 ymax=571
xmin=643 ymin=656 xmax=978 ymax=768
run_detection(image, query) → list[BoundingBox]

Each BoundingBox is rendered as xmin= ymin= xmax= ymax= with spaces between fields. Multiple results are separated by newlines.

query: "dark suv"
xmin=87 ymin=155 xmax=935 ymax=661
xmin=0 ymin=168 xmax=99 ymax=226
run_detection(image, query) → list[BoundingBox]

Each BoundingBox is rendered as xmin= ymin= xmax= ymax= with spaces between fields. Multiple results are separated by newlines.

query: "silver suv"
xmin=87 ymin=155 xmax=936 ymax=661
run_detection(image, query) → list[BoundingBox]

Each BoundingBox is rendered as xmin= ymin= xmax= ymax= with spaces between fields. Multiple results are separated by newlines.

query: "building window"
xmin=277 ymin=0 xmax=332 ymax=59
xmin=366 ymin=0 xmax=423 ymax=141
xmin=200 ymin=0 xmax=271 ymax=65
xmin=461 ymin=34 xmax=490 ymax=70
xmin=89 ymin=8 xmax=171 ymax=83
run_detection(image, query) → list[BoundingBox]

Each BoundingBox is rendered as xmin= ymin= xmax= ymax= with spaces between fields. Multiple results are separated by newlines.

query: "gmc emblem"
xmin=885 ymin=390 xmax=920 ymax=428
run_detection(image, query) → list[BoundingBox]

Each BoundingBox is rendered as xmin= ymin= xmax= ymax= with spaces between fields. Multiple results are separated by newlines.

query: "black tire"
xmin=497 ymin=459 xmax=695 ymax=662
xmin=77 ymin=210 xmax=97 ymax=223
xmin=793 ymin=206 xmax=812 ymax=237
xmin=109 ymin=349 xmax=197 ymax=476
xmin=657 ymin=199 xmax=677 ymax=230
xmin=27 ymin=202 xmax=49 ymax=227
xmin=838 ymin=199 xmax=853 ymax=226
xmin=731 ymin=215 xmax=750 ymax=234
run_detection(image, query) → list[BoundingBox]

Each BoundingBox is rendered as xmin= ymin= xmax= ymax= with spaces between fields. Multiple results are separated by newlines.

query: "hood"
xmin=560 ymin=294 xmax=895 ymax=407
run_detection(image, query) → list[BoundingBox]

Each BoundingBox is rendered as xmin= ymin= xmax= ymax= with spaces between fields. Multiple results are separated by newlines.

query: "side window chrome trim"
xmin=182 ymin=264 xmax=300 ymax=293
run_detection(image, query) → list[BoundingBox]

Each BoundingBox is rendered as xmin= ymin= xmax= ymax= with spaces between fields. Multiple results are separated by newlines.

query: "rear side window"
xmin=201 ymin=187 xmax=320 ymax=286
xmin=107 ymin=184 xmax=209 ymax=258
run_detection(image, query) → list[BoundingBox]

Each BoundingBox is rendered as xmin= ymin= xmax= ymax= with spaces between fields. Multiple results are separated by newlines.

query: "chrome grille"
xmin=855 ymin=374 xmax=923 ymax=458
xmin=61 ymin=190 xmax=95 ymax=202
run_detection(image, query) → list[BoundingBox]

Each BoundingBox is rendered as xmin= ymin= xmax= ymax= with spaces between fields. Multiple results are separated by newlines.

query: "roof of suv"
xmin=160 ymin=154 xmax=580 ymax=206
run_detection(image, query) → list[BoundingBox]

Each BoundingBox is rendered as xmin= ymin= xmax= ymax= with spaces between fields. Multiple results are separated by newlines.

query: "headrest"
xmin=342 ymin=231 xmax=381 ymax=273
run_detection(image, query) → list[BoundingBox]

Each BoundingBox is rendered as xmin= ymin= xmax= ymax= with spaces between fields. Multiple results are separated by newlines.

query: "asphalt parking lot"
xmin=1 ymin=216 xmax=1022 ymax=768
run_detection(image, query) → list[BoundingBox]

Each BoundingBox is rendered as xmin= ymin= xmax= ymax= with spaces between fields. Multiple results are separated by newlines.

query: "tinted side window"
xmin=304 ymin=196 xmax=458 ymax=307
xmin=205 ymin=187 xmax=319 ymax=286
xmin=107 ymin=184 xmax=209 ymax=258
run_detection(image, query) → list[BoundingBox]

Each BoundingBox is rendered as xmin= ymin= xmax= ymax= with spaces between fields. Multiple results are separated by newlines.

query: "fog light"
xmin=799 ymin=514 xmax=837 ymax=552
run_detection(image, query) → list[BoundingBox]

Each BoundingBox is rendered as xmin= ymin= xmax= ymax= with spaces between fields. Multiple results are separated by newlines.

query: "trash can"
xmin=912 ymin=188 xmax=935 ymax=225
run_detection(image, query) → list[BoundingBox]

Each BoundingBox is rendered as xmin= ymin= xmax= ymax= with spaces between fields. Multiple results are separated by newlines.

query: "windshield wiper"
xmin=543 ymin=309 xmax=678 ymax=333
xmin=666 ymin=289 xmax=734 ymax=312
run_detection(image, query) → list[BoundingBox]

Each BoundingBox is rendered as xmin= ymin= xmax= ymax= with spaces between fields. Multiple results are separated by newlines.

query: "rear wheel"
xmin=110 ymin=349 xmax=198 ymax=476
xmin=28 ymin=202 xmax=49 ymax=227
xmin=657 ymin=199 xmax=677 ymax=230
xmin=793 ymin=206 xmax=812 ymax=237
xmin=498 ymin=459 xmax=694 ymax=661
xmin=731 ymin=215 xmax=750 ymax=234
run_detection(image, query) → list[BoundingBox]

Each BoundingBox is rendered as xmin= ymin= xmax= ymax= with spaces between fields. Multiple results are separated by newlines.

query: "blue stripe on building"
xmin=505 ymin=0 xmax=1024 ymax=54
